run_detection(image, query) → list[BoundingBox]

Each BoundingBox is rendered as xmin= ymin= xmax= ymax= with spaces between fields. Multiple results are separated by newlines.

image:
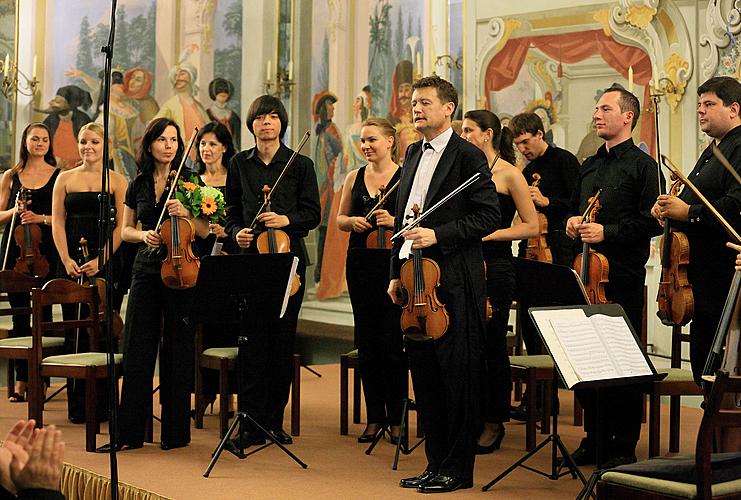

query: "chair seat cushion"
xmin=656 ymin=367 xmax=695 ymax=383
xmin=0 ymin=336 xmax=65 ymax=348
xmin=601 ymin=470 xmax=741 ymax=499
xmin=42 ymin=352 xmax=123 ymax=367
xmin=509 ymin=355 xmax=553 ymax=369
xmin=607 ymin=452 xmax=741 ymax=485
xmin=344 ymin=349 xmax=358 ymax=358
xmin=202 ymin=347 xmax=238 ymax=360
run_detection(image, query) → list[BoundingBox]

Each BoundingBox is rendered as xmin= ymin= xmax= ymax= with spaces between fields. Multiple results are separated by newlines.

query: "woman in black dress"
xmin=337 ymin=117 xmax=407 ymax=443
xmin=461 ymin=110 xmax=538 ymax=453
xmin=195 ymin=121 xmax=236 ymax=255
xmin=0 ymin=123 xmax=60 ymax=403
xmin=105 ymin=118 xmax=208 ymax=451
xmin=51 ymin=122 xmax=128 ymax=422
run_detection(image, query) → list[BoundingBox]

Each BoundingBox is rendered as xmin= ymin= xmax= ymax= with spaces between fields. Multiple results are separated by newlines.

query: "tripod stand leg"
xmin=575 ymin=470 xmax=600 ymax=500
xmin=482 ymin=434 xmax=552 ymax=491
xmin=301 ymin=362 xmax=322 ymax=378
xmin=203 ymin=413 xmax=244 ymax=477
xmin=365 ymin=425 xmax=388 ymax=455
xmin=240 ymin=412 xmax=308 ymax=469
xmin=392 ymin=399 xmax=410 ymax=470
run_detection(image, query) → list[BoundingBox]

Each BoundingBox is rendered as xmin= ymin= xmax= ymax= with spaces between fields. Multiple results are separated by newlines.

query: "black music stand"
xmin=484 ymin=260 xmax=590 ymax=492
xmin=195 ymin=254 xmax=308 ymax=476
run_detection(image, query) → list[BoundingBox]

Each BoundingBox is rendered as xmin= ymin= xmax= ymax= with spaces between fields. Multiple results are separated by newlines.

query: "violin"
xmin=365 ymin=179 xmax=400 ymax=249
xmin=399 ymin=204 xmax=449 ymax=341
xmin=656 ymin=176 xmax=693 ymax=326
xmin=255 ymin=185 xmax=301 ymax=296
xmin=12 ymin=188 xmax=50 ymax=277
xmin=525 ymin=174 xmax=553 ymax=263
xmin=572 ymin=191 xmax=610 ymax=304
xmin=154 ymin=129 xmax=200 ymax=290
xmin=76 ymin=237 xmax=124 ymax=339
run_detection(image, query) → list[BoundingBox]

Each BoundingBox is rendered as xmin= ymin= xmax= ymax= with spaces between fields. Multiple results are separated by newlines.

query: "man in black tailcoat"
xmin=388 ymin=75 xmax=500 ymax=493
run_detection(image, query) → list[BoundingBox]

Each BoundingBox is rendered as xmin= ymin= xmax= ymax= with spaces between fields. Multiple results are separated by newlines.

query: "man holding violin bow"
xmin=387 ymin=75 xmax=500 ymax=493
xmin=224 ymin=95 xmax=320 ymax=447
xmin=651 ymin=76 xmax=741 ymax=385
xmin=565 ymin=86 xmax=662 ymax=468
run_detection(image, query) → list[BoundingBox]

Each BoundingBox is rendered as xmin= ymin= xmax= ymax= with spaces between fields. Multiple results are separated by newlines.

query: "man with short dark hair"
xmin=652 ymin=76 xmax=741 ymax=383
xmin=225 ymin=95 xmax=320 ymax=446
xmin=388 ymin=75 xmax=500 ymax=492
xmin=565 ymin=86 xmax=662 ymax=468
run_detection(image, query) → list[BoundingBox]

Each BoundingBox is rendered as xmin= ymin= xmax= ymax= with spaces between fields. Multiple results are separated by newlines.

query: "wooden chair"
xmin=339 ymin=349 xmax=361 ymax=435
xmin=647 ymin=323 xmax=703 ymax=457
xmin=597 ymin=370 xmax=741 ymax=499
xmin=27 ymin=279 xmax=122 ymax=452
xmin=0 ymin=271 xmax=60 ymax=400
xmin=509 ymin=354 xmax=553 ymax=451
xmin=193 ymin=327 xmax=302 ymax=437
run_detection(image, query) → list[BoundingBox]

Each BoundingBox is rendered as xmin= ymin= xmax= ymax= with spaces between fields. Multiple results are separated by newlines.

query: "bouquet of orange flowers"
xmin=174 ymin=174 xmax=226 ymax=223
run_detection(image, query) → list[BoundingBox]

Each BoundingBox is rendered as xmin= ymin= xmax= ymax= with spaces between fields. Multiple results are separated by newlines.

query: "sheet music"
xmin=280 ymin=256 xmax=299 ymax=318
xmin=532 ymin=310 xmax=652 ymax=388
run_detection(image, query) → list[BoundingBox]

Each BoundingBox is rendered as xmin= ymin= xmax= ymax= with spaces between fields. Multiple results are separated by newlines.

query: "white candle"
xmin=3 ymin=54 xmax=8 ymax=79
xmin=653 ymin=63 xmax=660 ymax=91
xmin=287 ymin=61 xmax=292 ymax=80
xmin=627 ymin=65 xmax=633 ymax=93
xmin=266 ymin=60 xmax=272 ymax=82
xmin=416 ymin=52 xmax=422 ymax=76
xmin=32 ymin=55 xmax=37 ymax=80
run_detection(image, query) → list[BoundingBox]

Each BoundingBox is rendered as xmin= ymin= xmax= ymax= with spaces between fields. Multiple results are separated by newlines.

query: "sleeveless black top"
xmin=63 ymin=192 xmax=110 ymax=262
xmin=482 ymin=191 xmax=516 ymax=261
xmin=347 ymin=166 xmax=401 ymax=249
xmin=0 ymin=169 xmax=61 ymax=276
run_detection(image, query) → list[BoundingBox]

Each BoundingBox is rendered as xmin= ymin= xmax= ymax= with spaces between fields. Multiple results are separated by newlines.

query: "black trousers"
xmin=483 ymin=256 xmax=514 ymax=423
xmin=118 ymin=260 xmax=195 ymax=447
xmin=406 ymin=324 xmax=481 ymax=481
xmin=239 ymin=260 xmax=306 ymax=431
xmin=346 ymin=250 xmax=407 ymax=425
xmin=576 ymin=277 xmax=644 ymax=459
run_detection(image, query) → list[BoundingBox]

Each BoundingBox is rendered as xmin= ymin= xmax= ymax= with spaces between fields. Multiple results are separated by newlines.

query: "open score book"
xmin=530 ymin=308 xmax=653 ymax=389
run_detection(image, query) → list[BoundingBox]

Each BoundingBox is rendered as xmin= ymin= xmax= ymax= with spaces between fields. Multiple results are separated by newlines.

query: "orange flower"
xmin=183 ymin=182 xmax=197 ymax=192
xmin=201 ymin=197 xmax=217 ymax=215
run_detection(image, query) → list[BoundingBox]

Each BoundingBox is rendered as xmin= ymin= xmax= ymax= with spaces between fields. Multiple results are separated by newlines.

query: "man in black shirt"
xmin=512 ymin=112 xmax=580 ymax=267
xmin=652 ymin=76 xmax=741 ymax=384
xmin=565 ymin=87 xmax=662 ymax=468
xmin=224 ymin=95 xmax=321 ymax=446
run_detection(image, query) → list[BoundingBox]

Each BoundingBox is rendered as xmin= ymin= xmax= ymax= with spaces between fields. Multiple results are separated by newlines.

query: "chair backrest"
xmin=31 ymin=279 xmax=102 ymax=362
xmin=696 ymin=371 xmax=741 ymax=498
xmin=0 ymin=270 xmax=44 ymax=318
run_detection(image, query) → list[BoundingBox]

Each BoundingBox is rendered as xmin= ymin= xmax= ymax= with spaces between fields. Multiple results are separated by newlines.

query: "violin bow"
xmin=248 ymin=130 xmax=311 ymax=229
xmin=661 ymin=154 xmax=741 ymax=243
xmin=391 ymin=172 xmax=481 ymax=241
xmin=154 ymin=127 xmax=199 ymax=233
xmin=579 ymin=188 xmax=603 ymax=222
xmin=1 ymin=191 xmax=21 ymax=270
xmin=364 ymin=179 xmax=401 ymax=221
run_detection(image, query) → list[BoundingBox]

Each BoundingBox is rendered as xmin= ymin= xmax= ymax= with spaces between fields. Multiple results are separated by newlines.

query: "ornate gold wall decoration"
xmin=625 ymin=4 xmax=657 ymax=30
xmin=663 ymin=52 xmax=689 ymax=112
xmin=594 ymin=9 xmax=611 ymax=37
xmin=490 ymin=18 xmax=522 ymax=53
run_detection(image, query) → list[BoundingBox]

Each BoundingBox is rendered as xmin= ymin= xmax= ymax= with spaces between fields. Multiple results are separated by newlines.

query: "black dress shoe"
xmin=269 ymin=428 xmax=293 ymax=445
xmin=476 ymin=425 xmax=505 ymax=455
xmin=416 ymin=474 xmax=473 ymax=493
xmin=95 ymin=442 xmax=142 ymax=453
xmin=559 ymin=439 xmax=596 ymax=468
xmin=236 ymin=430 xmax=266 ymax=448
xmin=160 ymin=441 xmax=189 ymax=450
xmin=399 ymin=470 xmax=437 ymax=489
xmin=509 ymin=405 xmax=541 ymax=422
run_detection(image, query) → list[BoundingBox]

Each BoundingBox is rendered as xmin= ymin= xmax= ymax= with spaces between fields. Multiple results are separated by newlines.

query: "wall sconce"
xmin=1 ymin=54 xmax=39 ymax=99
xmin=648 ymin=76 xmax=678 ymax=114
xmin=264 ymin=60 xmax=294 ymax=99
xmin=433 ymin=54 xmax=463 ymax=74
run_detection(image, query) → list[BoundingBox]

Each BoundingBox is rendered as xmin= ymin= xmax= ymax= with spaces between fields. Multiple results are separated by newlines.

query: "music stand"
xmin=484 ymin=259 xmax=590 ymax=492
xmin=194 ymin=254 xmax=308 ymax=476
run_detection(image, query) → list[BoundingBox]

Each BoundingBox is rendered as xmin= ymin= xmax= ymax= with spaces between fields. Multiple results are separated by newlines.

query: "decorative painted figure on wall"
xmin=207 ymin=77 xmax=241 ymax=150
xmin=39 ymin=85 xmax=92 ymax=169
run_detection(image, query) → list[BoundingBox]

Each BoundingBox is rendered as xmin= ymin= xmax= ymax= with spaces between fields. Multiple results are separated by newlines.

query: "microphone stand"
xmin=98 ymin=1 xmax=120 ymax=497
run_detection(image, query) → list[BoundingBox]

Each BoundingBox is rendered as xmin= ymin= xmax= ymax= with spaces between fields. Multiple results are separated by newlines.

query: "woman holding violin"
xmin=336 ymin=117 xmax=406 ymax=443
xmin=224 ymin=95 xmax=320 ymax=446
xmin=106 ymin=118 xmax=208 ymax=452
xmin=0 ymin=123 xmax=60 ymax=403
xmin=460 ymin=110 xmax=538 ymax=454
xmin=50 ymin=122 xmax=128 ymax=423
